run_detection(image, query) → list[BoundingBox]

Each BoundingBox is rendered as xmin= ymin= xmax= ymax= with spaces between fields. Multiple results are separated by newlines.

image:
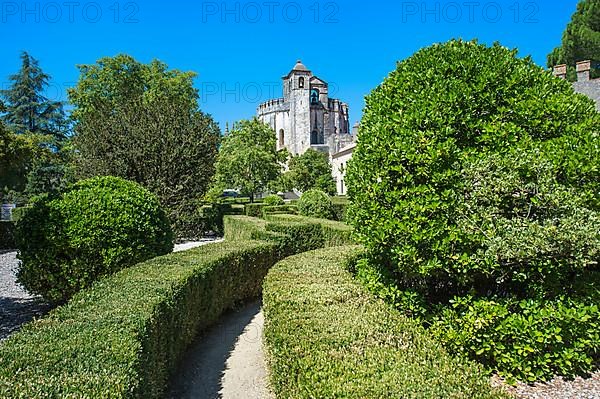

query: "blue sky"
xmin=0 ymin=0 xmax=579 ymax=130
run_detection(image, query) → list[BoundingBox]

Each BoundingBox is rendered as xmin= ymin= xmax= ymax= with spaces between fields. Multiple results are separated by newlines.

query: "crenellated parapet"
xmin=257 ymin=98 xmax=289 ymax=115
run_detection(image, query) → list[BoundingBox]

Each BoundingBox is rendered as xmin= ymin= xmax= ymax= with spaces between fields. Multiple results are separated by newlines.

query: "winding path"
xmin=167 ymin=301 xmax=273 ymax=399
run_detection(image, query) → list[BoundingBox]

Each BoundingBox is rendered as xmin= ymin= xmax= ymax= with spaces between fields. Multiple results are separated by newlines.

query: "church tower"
xmin=283 ymin=60 xmax=311 ymax=155
xmin=257 ymin=60 xmax=354 ymax=158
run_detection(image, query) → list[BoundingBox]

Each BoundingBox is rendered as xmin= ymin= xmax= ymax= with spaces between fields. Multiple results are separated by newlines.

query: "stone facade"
xmin=553 ymin=60 xmax=600 ymax=111
xmin=257 ymin=60 xmax=355 ymax=158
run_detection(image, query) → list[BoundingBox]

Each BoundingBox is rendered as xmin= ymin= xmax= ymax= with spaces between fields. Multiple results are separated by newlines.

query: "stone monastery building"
xmin=257 ymin=60 xmax=356 ymax=159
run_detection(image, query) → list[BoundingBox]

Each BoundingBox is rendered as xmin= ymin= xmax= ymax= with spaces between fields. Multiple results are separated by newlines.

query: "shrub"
xmin=263 ymin=194 xmax=284 ymax=206
xmin=16 ymin=176 xmax=174 ymax=303
xmin=331 ymin=196 xmax=350 ymax=222
xmin=0 ymin=221 xmax=15 ymax=250
xmin=347 ymin=39 xmax=598 ymax=298
xmin=263 ymin=246 xmax=508 ymax=399
xmin=297 ymin=189 xmax=334 ymax=219
xmin=430 ymin=295 xmax=600 ymax=383
xmin=346 ymin=39 xmax=600 ymax=382
xmin=0 ymin=240 xmax=279 ymax=398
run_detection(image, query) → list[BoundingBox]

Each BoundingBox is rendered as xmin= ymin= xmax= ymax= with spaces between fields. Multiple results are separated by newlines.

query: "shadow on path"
xmin=166 ymin=300 xmax=271 ymax=399
xmin=0 ymin=296 xmax=51 ymax=340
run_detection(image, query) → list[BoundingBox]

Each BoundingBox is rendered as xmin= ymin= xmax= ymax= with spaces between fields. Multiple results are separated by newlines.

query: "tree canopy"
xmin=548 ymin=0 xmax=600 ymax=80
xmin=211 ymin=118 xmax=283 ymax=201
xmin=0 ymin=52 xmax=67 ymax=140
xmin=286 ymin=148 xmax=336 ymax=195
xmin=69 ymin=54 xmax=220 ymax=235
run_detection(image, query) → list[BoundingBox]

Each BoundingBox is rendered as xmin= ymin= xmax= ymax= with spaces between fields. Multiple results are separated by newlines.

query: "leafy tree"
xmin=212 ymin=118 xmax=283 ymax=202
xmin=286 ymin=148 xmax=336 ymax=195
xmin=0 ymin=53 xmax=69 ymax=199
xmin=68 ymin=55 xmax=220 ymax=236
xmin=548 ymin=0 xmax=600 ymax=80
xmin=0 ymin=115 xmax=46 ymax=197
xmin=0 ymin=52 xmax=68 ymax=141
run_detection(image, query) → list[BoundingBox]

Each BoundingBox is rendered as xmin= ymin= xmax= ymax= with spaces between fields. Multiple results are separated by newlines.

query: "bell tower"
xmin=283 ymin=60 xmax=311 ymax=155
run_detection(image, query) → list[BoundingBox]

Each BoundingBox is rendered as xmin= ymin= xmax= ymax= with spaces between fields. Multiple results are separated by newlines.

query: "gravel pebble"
xmin=492 ymin=371 xmax=600 ymax=399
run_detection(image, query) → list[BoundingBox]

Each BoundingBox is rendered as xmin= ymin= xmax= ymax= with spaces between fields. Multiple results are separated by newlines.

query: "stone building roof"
xmin=292 ymin=60 xmax=309 ymax=71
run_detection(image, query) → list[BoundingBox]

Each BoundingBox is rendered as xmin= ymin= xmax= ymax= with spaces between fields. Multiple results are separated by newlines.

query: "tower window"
xmin=310 ymin=89 xmax=319 ymax=104
xmin=299 ymin=77 xmax=305 ymax=88
xmin=279 ymin=129 xmax=285 ymax=147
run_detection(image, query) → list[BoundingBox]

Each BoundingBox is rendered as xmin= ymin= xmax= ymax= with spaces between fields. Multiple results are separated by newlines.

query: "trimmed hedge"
xmin=245 ymin=202 xmax=267 ymax=217
xmin=0 ymin=221 xmax=15 ymax=250
xmin=331 ymin=196 xmax=350 ymax=222
xmin=262 ymin=205 xmax=297 ymax=217
xmin=225 ymin=214 xmax=354 ymax=256
xmin=0 ymin=240 xmax=279 ymax=398
xmin=263 ymin=246 xmax=509 ymax=399
xmin=265 ymin=214 xmax=354 ymax=247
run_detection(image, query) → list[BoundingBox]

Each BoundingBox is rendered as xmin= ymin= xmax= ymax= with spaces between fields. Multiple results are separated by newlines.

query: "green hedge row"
xmin=245 ymin=202 xmax=266 ymax=217
xmin=331 ymin=197 xmax=350 ymax=222
xmin=224 ymin=214 xmax=354 ymax=256
xmin=0 ymin=221 xmax=15 ymax=250
xmin=262 ymin=246 xmax=509 ymax=399
xmin=262 ymin=205 xmax=297 ymax=217
xmin=265 ymin=214 xmax=353 ymax=247
xmin=0 ymin=240 xmax=279 ymax=398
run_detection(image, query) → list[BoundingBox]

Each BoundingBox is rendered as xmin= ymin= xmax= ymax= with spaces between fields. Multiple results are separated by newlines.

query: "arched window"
xmin=279 ymin=129 xmax=285 ymax=147
xmin=299 ymin=77 xmax=305 ymax=89
xmin=318 ymin=130 xmax=325 ymax=144
xmin=310 ymin=89 xmax=319 ymax=104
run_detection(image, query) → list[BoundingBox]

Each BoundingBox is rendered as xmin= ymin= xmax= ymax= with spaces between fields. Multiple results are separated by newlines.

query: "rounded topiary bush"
xmin=347 ymin=39 xmax=599 ymax=297
xmin=263 ymin=194 xmax=285 ymax=206
xmin=346 ymin=40 xmax=600 ymax=382
xmin=297 ymin=189 xmax=334 ymax=219
xmin=16 ymin=176 xmax=173 ymax=303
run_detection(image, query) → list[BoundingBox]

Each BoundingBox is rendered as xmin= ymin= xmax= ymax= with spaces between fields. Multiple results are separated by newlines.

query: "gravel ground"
xmin=174 ymin=238 xmax=223 ymax=253
xmin=0 ymin=251 xmax=51 ymax=341
xmin=492 ymin=372 xmax=600 ymax=399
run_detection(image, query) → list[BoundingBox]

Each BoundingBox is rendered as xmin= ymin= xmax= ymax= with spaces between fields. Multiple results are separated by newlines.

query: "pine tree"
xmin=548 ymin=0 xmax=600 ymax=80
xmin=0 ymin=52 xmax=67 ymax=141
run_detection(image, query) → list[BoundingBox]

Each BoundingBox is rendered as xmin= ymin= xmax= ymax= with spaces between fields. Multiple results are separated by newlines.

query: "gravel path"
xmin=174 ymin=239 xmax=223 ymax=253
xmin=167 ymin=301 xmax=274 ymax=399
xmin=0 ymin=251 xmax=51 ymax=341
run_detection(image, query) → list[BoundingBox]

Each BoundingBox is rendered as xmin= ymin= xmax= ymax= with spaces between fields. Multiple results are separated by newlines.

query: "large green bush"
xmin=263 ymin=246 xmax=508 ymax=399
xmin=16 ymin=176 xmax=173 ymax=303
xmin=346 ymin=39 xmax=600 ymax=381
xmin=297 ymin=189 xmax=334 ymax=219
